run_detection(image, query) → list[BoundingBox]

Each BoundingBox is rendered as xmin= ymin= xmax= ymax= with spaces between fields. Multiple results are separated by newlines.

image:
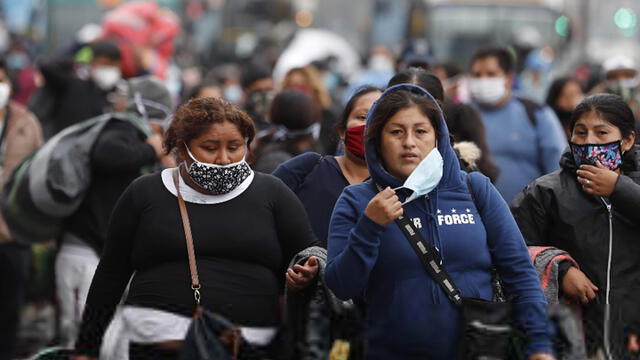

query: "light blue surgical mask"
xmin=394 ymin=147 xmax=443 ymax=204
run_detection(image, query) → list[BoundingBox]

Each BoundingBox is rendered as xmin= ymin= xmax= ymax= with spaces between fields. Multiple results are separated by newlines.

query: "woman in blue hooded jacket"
xmin=325 ymin=84 xmax=555 ymax=359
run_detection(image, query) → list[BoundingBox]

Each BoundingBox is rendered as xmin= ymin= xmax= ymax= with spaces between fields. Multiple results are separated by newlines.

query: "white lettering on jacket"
xmin=436 ymin=208 xmax=475 ymax=226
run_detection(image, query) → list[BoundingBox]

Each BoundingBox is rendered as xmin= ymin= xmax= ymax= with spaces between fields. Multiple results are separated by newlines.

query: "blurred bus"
xmin=422 ymin=0 xmax=569 ymax=69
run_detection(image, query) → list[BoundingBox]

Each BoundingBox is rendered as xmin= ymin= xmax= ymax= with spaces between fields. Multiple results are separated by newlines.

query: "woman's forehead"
xmin=576 ymin=112 xmax=615 ymax=128
xmin=385 ymin=107 xmax=431 ymax=126
xmin=197 ymin=121 xmax=245 ymax=140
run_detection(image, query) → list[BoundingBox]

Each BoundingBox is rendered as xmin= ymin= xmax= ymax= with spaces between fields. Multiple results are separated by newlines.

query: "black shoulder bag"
xmin=375 ymin=182 xmax=523 ymax=360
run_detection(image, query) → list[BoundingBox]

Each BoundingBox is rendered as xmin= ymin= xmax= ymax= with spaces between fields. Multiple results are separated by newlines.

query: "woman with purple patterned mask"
xmin=570 ymin=95 xmax=636 ymax=196
xmin=511 ymin=93 xmax=640 ymax=359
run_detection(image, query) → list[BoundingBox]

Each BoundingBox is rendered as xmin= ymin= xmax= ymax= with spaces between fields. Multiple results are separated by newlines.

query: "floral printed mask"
xmin=184 ymin=143 xmax=252 ymax=195
xmin=569 ymin=140 xmax=623 ymax=171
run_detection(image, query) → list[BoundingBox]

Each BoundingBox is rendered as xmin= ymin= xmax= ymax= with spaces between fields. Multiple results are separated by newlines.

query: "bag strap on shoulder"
xmin=172 ymin=167 xmax=202 ymax=306
xmin=374 ymin=182 xmax=463 ymax=306
xmin=515 ymin=97 xmax=546 ymax=174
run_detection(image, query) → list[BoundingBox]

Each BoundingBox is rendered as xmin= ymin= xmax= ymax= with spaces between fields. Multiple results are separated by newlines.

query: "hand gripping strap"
xmin=374 ymin=182 xmax=463 ymax=305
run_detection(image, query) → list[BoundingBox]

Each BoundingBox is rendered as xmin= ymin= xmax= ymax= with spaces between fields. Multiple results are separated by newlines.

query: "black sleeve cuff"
xmin=557 ymin=260 xmax=573 ymax=285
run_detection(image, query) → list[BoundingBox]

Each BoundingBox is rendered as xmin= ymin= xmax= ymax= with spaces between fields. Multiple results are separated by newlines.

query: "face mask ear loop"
xmin=183 ymin=141 xmax=199 ymax=171
xmin=134 ymin=92 xmax=148 ymax=122
xmin=139 ymin=98 xmax=172 ymax=120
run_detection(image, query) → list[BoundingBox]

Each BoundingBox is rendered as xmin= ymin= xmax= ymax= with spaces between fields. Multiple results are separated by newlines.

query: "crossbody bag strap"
xmin=173 ymin=167 xmax=202 ymax=306
xmin=374 ymin=182 xmax=463 ymax=306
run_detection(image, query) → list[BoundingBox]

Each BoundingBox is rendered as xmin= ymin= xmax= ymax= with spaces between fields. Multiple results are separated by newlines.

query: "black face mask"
xmin=244 ymin=90 xmax=275 ymax=128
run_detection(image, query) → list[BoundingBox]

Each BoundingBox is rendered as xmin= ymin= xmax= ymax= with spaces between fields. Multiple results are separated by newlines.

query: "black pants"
xmin=0 ymin=242 xmax=31 ymax=360
xmin=129 ymin=343 xmax=179 ymax=360
xmin=129 ymin=342 xmax=274 ymax=360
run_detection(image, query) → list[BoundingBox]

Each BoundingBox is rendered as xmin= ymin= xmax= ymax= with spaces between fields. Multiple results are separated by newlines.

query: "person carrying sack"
xmin=73 ymin=97 xmax=318 ymax=360
xmin=325 ymin=84 xmax=556 ymax=359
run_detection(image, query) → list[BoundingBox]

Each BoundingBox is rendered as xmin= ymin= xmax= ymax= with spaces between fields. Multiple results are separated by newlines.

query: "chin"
xmin=393 ymin=168 xmax=415 ymax=180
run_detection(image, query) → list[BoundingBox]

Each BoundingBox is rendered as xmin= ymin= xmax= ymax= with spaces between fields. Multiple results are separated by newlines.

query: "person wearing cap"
xmin=37 ymin=40 xmax=123 ymax=139
xmin=599 ymin=55 xmax=640 ymax=139
xmin=54 ymin=76 xmax=172 ymax=348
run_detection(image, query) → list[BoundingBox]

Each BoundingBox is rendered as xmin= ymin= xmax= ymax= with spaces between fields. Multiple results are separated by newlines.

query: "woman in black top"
xmin=74 ymin=97 xmax=318 ymax=360
xmin=273 ymin=86 xmax=382 ymax=247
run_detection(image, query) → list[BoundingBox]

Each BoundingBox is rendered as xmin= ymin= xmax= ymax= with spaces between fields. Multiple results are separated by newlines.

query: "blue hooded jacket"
xmin=325 ymin=84 xmax=553 ymax=359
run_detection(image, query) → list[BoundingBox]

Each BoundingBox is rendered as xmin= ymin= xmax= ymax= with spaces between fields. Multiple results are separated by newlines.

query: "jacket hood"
xmin=364 ymin=84 xmax=462 ymax=190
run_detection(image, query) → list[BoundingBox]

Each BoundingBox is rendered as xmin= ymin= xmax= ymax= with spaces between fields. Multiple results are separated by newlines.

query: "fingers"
xmin=578 ymin=164 xmax=599 ymax=173
xmin=378 ymin=187 xmax=397 ymax=200
xmin=286 ymin=268 xmax=304 ymax=283
xmin=293 ymin=263 xmax=316 ymax=277
xmin=584 ymin=285 xmax=597 ymax=302
xmin=286 ymin=270 xmax=306 ymax=290
xmin=392 ymin=205 xmax=404 ymax=219
xmin=576 ymin=175 xmax=598 ymax=194
xmin=285 ymin=272 xmax=299 ymax=289
xmin=288 ymin=257 xmax=320 ymax=289
xmin=629 ymin=333 xmax=640 ymax=353
xmin=307 ymin=256 xmax=317 ymax=267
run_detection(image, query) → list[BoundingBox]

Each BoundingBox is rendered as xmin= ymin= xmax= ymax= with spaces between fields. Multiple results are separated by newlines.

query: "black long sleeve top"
xmin=65 ymin=120 xmax=156 ymax=254
xmin=38 ymin=57 xmax=112 ymax=136
xmin=75 ymin=171 xmax=317 ymax=356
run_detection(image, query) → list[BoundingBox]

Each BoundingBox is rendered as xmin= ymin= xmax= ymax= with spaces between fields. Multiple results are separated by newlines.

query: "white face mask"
xmin=608 ymin=77 xmax=639 ymax=90
xmin=223 ymin=84 xmax=243 ymax=104
xmin=369 ymin=54 xmax=394 ymax=73
xmin=91 ymin=66 xmax=122 ymax=90
xmin=0 ymin=82 xmax=10 ymax=108
xmin=468 ymin=77 xmax=507 ymax=106
xmin=393 ymin=148 xmax=444 ymax=205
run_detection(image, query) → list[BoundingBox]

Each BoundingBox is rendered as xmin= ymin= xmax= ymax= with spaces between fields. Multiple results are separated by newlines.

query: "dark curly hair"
xmin=164 ymin=97 xmax=256 ymax=156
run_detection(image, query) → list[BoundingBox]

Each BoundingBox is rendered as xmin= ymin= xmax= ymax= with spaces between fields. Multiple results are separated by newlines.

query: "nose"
xmin=403 ymin=132 xmax=417 ymax=148
xmin=214 ymin=149 xmax=232 ymax=165
xmin=585 ymin=131 xmax=599 ymax=144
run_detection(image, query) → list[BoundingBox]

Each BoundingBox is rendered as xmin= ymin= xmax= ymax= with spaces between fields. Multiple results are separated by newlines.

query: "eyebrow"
xmin=574 ymin=124 xmax=612 ymax=130
xmin=200 ymin=139 xmax=243 ymax=144
xmin=387 ymin=122 xmax=430 ymax=127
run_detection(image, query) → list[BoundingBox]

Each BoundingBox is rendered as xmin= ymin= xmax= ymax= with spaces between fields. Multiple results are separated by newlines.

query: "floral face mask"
xmin=569 ymin=140 xmax=623 ymax=171
xmin=184 ymin=143 xmax=252 ymax=194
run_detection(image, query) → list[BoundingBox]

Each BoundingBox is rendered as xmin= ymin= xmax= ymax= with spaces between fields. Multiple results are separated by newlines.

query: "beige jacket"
xmin=0 ymin=101 xmax=44 ymax=243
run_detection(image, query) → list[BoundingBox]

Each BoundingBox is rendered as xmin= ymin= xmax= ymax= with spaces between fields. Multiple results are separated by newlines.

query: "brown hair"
xmin=164 ymin=97 xmax=256 ymax=155
xmin=282 ymin=66 xmax=332 ymax=109
xmin=366 ymin=90 xmax=442 ymax=155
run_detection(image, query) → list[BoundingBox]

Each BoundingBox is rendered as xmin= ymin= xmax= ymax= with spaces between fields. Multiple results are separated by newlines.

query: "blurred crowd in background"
xmin=0 ymin=0 xmax=639 ymax=358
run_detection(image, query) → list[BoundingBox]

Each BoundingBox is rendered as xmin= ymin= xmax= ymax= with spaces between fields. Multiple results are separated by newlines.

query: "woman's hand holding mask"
xmin=576 ymin=161 xmax=619 ymax=197
xmin=365 ymin=187 xmax=403 ymax=226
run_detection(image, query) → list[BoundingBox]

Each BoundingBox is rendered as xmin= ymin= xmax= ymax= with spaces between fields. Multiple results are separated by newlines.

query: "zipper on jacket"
xmin=600 ymin=197 xmax=614 ymax=360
